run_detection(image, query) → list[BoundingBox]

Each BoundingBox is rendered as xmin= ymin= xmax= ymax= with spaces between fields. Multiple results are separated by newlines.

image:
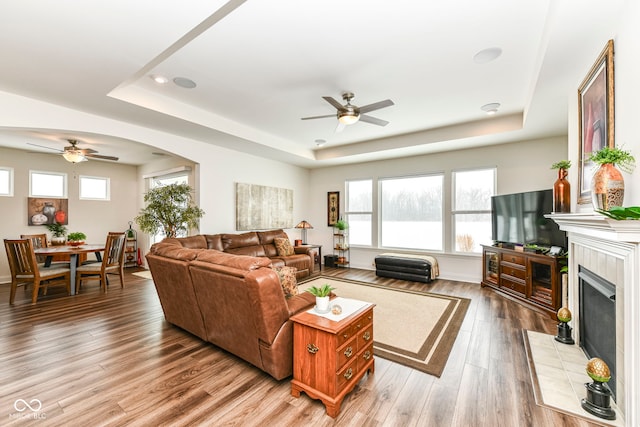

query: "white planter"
xmin=316 ymin=296 xmax=330 ymax=312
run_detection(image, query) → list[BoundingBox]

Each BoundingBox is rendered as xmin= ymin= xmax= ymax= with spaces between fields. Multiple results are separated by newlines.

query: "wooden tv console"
xmin=481 ymin=245 xmax=564 ymax=319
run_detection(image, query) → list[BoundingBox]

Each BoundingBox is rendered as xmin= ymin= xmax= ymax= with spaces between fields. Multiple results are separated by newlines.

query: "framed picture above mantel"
xmin=577 ymin=39 xmax=614 ymax=205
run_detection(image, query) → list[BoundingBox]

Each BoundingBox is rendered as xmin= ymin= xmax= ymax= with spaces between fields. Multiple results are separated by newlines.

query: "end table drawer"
xmin=336 ymin=358 xmax=358 ymax=391
xmin=358 ymin=343 xmax=374 ymax=372
xmin=357 ymin=324 xmax=373 ymax=349
xmin=336 ymin=337 xmax=358 ymax=369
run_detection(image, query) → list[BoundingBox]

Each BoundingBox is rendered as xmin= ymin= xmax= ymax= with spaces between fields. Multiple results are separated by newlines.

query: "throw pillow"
xmin=274 ymin=266 xmax=298 ymax=298
xmin=274 ymin=237 xmax=295 ymax=256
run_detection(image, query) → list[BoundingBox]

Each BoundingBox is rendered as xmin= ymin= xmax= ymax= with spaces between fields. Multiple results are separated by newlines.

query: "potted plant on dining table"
xmin=67 ymin=232 xmax=87 ymax=247
xmin=45 ymin=222 xmax=68 ymax=246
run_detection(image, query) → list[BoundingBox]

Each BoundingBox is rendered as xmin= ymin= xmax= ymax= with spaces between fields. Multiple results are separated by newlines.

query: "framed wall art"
xmin=577 ymin=39 xmax=614 ymax=204
xmin=28 ymin=197 xmax=69 ymax=226
xmin=327 ymin=191 xmax=339 ymax=226
xmin=235 ymin=182 xmax=293 ymax=230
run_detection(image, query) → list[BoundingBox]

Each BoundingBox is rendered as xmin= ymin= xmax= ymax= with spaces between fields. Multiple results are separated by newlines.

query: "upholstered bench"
xmin=374 ymin=253 xmax=439 ymax=283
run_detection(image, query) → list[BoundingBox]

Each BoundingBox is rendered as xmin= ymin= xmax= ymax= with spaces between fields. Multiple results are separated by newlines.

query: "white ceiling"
xmin=0 ymin=0 xmax=626 ymax=167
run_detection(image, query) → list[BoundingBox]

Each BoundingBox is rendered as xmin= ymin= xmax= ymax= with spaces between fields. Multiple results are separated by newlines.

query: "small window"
xmin=0 ymin=167 xmax=13 ymax=196
xmin=79 ymin=176 xmax=110 ymax=200
xmin=345 ymin=179 xmax=373 ymax=246
xmin=30 ymin=171 xmax=66 ymax=198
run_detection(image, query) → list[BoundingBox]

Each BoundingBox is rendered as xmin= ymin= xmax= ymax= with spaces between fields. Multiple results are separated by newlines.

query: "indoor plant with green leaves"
xmin=134 ymin=183 xmax=205 ymax=239
xmin=67 ymin=231 xmax=87 ymax=246
xmin=306 ymin=284 xmax=335 ymax=313
xmin=45 ymin=222 xmax=68 ymax=245
xmin=589 ymin=146 xmax=636 ymax=210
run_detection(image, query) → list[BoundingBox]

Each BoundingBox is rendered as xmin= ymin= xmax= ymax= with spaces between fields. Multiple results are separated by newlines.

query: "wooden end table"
xmin=290 ymin=300 xmax=375 ymax=418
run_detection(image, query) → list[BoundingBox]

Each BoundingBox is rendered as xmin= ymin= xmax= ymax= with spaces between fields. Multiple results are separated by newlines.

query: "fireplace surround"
xmin=549 ymin=213 xmax=640 ymax=426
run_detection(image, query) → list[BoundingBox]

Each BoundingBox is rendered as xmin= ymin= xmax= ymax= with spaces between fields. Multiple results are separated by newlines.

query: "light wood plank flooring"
xmin=0 ymin=268 xmax=599 ymax=426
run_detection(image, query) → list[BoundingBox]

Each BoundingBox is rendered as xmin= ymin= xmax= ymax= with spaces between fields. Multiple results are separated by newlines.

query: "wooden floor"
xmin=0 ymin=268 xmax=600 ymax=426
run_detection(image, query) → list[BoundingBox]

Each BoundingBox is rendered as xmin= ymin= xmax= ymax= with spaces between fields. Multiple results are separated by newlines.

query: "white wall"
xmin=308 ymin=136 xmax=568 ymax=283
xmin=0 ymin=146 xmax=138 ymax=282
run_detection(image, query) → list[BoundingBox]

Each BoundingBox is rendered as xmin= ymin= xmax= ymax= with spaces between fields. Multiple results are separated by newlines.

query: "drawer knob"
xmin=362 ymin=331 xmax=371 ymax=341
xmin=306 ymin=344 xmax=319 ymax=354
xmin=344 ymin=346 xmax=353 ymax=358
xmin=343 ymin=368 xmax=353 ymax=380
xmin=364 ymin=350 xmax=372 ymax=360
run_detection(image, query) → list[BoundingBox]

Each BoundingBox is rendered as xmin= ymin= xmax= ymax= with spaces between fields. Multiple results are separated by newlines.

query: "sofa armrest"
xmin=286 ymin=292 xmax=316 ymax=317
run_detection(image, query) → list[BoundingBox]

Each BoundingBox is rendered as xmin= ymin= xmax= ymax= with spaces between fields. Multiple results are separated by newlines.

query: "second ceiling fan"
xmin=301 ymin=92 xmax=394 ymax=132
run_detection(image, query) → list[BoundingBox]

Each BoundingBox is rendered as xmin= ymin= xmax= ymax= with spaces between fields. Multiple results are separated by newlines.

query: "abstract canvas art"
xmin=235 ymin=183 xmax=293 ymax=230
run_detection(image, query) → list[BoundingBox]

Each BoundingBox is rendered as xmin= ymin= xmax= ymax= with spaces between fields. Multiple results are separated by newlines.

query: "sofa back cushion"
xmin=205 ymin=234 xmax=224 ymax=251
xmin=150 ymin=242 xmax=203 ymax=261
xmin=221 ymin=231 xmax=266 ymax=257
xmin=257 ymin=229 xmax=289 ymax=257
xmin=161 ymin=235 xmax=207 ymax=249
xmin=195 ymin=249 xmax=271 ymax=270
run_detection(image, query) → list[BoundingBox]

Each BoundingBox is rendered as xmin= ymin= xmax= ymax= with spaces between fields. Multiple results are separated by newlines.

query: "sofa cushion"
xmin=150 ymin=243 xmax=203 ymax=261
xmin=195 ymin=249 xmax=271 ymax=271
xmin=274 ymin=266 xmax=298 ymax=298
xmin=164 ymin=235 xmax=207 ymax=249
xmin=274 ymin=237 xmax=294 ymax=256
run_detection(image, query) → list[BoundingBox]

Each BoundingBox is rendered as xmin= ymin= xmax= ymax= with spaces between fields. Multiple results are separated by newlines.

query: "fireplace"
xmin=578 ymin=266 xmax=616 ymax=399
xmin=548 ymin=213 xmax=640 ymax=427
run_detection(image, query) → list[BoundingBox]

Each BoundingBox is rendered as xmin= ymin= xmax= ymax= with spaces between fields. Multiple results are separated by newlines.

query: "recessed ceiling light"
xmin=473 ymin=47 xmax=502 ymax=64
xmin=315 ymin=139 xmax=326 ymax=147
xmin=150 ymin=74 xmax=169 ymax=84
xmin=173 ymin=77 xmax=197 ymax=89
xmin=481 ymin=103 xmax=501 ymax=115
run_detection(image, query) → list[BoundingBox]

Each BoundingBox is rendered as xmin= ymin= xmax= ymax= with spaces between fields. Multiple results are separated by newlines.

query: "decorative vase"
xmin=315 ymin=296 xmax=330 ymax=313
xmin=51 ymin=236 xmax=66 ymax=246
xmin=553 ymin=169 xmax=571 ymax=213
xmin=591 ymin=163 xmax=625 ymax=211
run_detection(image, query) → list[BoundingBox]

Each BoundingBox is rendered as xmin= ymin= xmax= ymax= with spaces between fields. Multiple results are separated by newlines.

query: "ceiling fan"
xmin=301 ymin=92 xmax=394 ymax=131
xmin=27 ymin=139 xmax=119 ymax=163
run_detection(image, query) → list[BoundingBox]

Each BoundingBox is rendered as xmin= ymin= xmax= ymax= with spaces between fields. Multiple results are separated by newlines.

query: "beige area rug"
xmin=299 ymin=276 xmax=470 ymax=377
xmin=132 ymin=270 xmax=153 ymax=280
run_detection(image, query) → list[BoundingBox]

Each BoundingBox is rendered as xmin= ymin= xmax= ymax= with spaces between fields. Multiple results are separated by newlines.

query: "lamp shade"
xmin=295 ymin=220 xmax=313 ymax=229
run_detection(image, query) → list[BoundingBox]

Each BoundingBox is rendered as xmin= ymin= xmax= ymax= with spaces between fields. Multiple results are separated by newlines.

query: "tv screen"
xmin=491 ymin=189 xmax=566 ymax=249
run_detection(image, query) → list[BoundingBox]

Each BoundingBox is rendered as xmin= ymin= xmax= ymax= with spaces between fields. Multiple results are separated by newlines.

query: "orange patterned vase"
xmin=591 ymin=163 xmax=624 ymax=211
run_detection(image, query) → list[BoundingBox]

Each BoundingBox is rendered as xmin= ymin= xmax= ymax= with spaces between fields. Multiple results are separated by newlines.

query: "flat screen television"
xmin=491 ymin=189 xmax=567 ymax=249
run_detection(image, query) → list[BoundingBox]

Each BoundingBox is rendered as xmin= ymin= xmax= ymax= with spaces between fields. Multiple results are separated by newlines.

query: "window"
xmin=30 ymin=171 xmax=66 ymax=197
xmin=79 ymin=176 xmax=110 ymax=200
xmin=452 ymin=168 xmax=495 ymax=253
xmin=380 ymin=174 xmax=443 ymax=251
xmin=0 ymin=167 xmax=13 ymax=196
xmin=345 ymin=179 xmax=372 ymax=246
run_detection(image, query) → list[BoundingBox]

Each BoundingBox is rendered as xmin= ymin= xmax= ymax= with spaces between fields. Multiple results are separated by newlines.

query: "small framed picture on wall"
xmin=327 ymin=191 xmax=339 ymax=226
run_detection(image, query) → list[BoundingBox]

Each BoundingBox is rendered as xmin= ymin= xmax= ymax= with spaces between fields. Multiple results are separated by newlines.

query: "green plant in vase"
xmin=67 ymin=232 xmax=87 ymax=246
xmin=306 ymin=284 xmax=335 ymax=313
xmin=45 ymin=222 xmax=67 ymax=245
xmin=589 ymin=146 xmax=635 ymax=211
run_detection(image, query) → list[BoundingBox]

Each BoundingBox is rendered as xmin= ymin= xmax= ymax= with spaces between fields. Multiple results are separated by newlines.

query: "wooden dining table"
xmin=35 ymin=244 xmax=105 ymax=295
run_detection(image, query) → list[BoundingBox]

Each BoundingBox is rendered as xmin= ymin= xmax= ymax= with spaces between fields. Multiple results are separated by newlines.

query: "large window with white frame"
xmin=345 ymin=179 xmax=373 ymax=246
xmin=452 ymin=168 xmax=495 ymax=253
xmin=79 ymin=175 xmax=110 ymax=200
xmin=380 ymin=174 xmax=443 ymax=251
xmin=30 ymin=170 xmax=67 ymax=198
xmin=0 ymin=167 xmax=13 ymax=196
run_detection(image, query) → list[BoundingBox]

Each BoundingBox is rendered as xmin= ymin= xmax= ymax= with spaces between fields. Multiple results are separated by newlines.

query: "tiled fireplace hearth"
xmin=549 ymin=213 xmax=640 ymax=427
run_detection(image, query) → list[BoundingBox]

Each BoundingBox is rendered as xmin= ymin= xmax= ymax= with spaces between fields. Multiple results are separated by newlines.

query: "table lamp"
xmin=295 ymin=220 xmax=313 ymax=244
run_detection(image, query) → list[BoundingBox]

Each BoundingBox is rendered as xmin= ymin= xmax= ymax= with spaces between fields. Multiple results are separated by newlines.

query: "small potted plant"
xmin=335 ymin=219 xmax=348 ymax=234
xmin=45 ymin=222 xmax=68 ymax=245
xmin=67 ymin=231 xmax=87 ymax=247
xmin=306 ymin=284 xmax=335 ymax=313
xmin=589 ymin=146 xmax=636 ymax=210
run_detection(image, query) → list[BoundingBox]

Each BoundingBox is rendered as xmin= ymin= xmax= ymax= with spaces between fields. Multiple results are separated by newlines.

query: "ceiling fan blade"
xmin=358 ymin=99 xmax=394 ymax=114
xmin=77 ymin=148 xmax=98 ymax=154
xmin=335 ymin=121 xmax=346 ymax=133
xmin=359 ymin=114 xmax=389 ymax=127
xmin=86 ymin=153 xmax=119 ymax=161
xmin=322 ymin=96 xmax=346 ymax=111
xmin=301 ymin=114 xmax=336 ymax=121
xmin=27 ymin=142 xmax=63 ymax=152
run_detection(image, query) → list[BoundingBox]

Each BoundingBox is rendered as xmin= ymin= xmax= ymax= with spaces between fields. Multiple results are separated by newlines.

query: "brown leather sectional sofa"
xmin=146 ymin=230 xmax=317 ymax=380
xmin=161 ymin=229 xmax=317 ymax=279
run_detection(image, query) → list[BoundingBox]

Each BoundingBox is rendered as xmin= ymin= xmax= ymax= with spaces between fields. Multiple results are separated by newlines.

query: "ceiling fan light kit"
xmin=62 ymin=150 xmax=87 ymax=163
xmin=302 ymin=91 xmax=393 ymax=129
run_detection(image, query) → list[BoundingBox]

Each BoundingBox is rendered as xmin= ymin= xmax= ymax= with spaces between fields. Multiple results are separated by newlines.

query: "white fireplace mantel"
xmin=548 ymin=213 xmax=639 ymax=427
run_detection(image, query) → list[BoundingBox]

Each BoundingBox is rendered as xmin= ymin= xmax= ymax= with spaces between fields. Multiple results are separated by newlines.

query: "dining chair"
xmin=76 ymin=232 xmax=126 ymax=292
xmin=20 ymin=233 xmax=48 ymax=263
xmin=4 ymin=238 xmax=71 ymax=304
